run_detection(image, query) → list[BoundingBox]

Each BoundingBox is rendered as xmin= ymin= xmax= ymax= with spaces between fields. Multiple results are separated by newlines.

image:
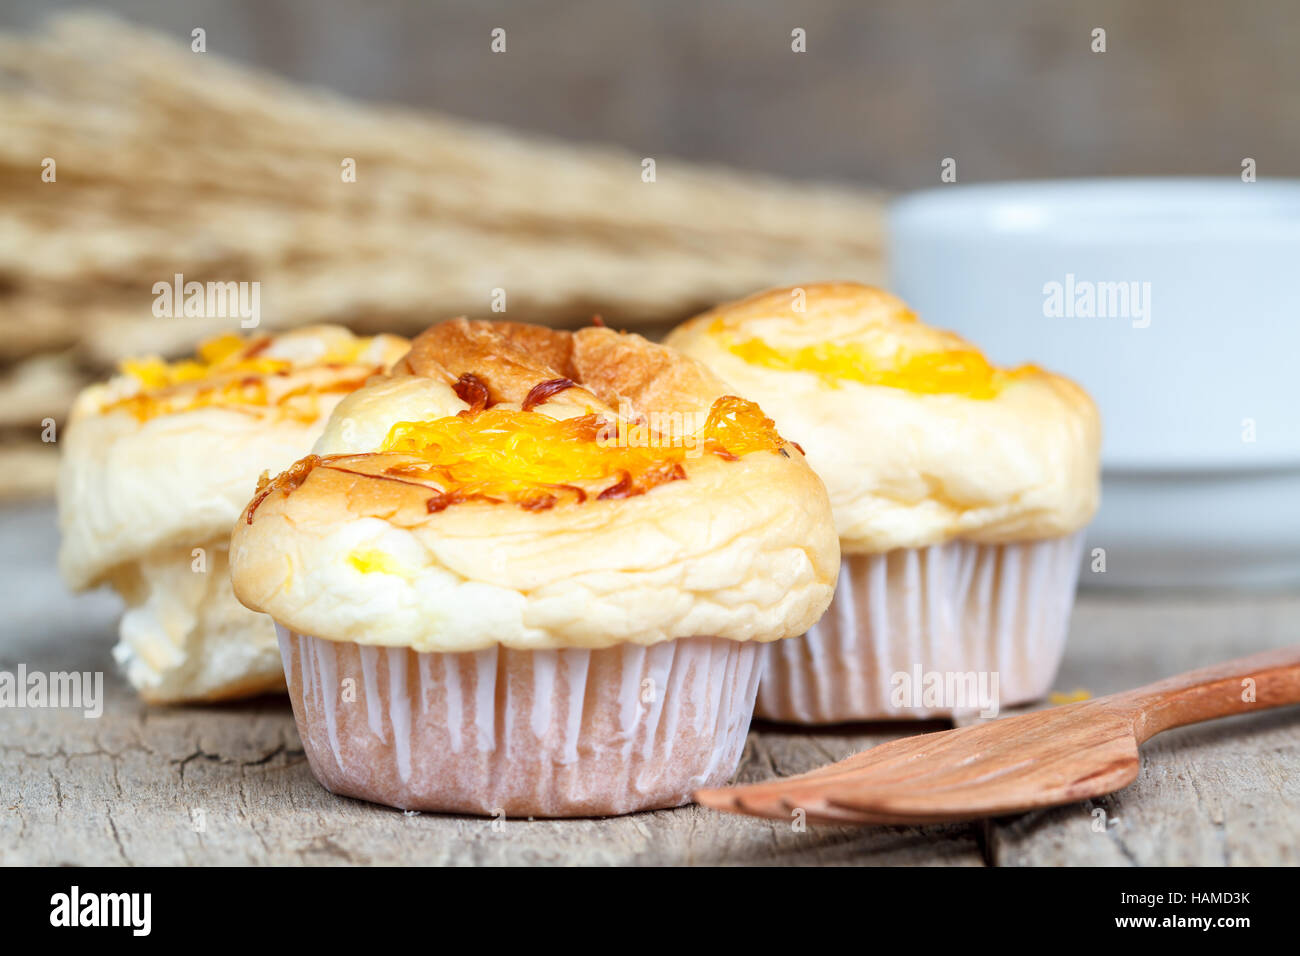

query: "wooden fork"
xmin=695 ymin=645 xmax=1300 ymax=826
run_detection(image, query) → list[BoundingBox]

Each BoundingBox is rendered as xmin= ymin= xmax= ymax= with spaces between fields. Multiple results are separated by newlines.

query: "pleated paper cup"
xmin=756 ymin=532 xmax=1085 ymax=723
xmin=277 ymin=627 xmax=763 ymax=817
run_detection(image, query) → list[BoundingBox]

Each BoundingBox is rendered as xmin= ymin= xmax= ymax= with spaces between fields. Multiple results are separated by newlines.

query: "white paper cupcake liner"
xmin=755 ymin=532 xmax=1085 ymax=723
xmin=277 ymin=627 xmax=763 ymax=817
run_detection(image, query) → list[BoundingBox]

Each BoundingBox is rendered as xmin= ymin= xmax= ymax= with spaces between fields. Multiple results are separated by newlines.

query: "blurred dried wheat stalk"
xmin=0 ymin=12 xmax=887 ymax=497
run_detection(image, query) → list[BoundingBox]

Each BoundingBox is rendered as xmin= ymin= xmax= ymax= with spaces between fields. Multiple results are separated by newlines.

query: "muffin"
xmin=667 ymin=283 xmax=1101 ymax=722
xmin=58 ymin=326 xmax=410 ymax=703
xmin=229 ymin=318 xmax=839 ymax=816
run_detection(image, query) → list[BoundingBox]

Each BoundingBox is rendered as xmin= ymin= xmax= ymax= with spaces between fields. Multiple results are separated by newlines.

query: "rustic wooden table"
xmin=2 ymin=504 xmax=1297 ymax=866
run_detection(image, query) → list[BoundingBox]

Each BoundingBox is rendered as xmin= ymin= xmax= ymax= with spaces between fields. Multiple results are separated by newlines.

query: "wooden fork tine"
xmin=693 ymin=731 xmax=947 ymax=813
xmin=694 ymin=734 xmax=989 ymax=823
xmin=695 ymin=785 xmax=889 ymax=825
xmin=778 ymin=795 xmax=908 ymax=825
xmin=720 ymin=755 xmax=1032 ymax=823
xmin=696 ymin=782 xmax=884 ymax=824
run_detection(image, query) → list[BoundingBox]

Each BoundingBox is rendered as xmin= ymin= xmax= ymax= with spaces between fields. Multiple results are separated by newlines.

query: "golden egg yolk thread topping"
xmin=718 ymin=334 xmax=1039 ymax=399
xmin=108 ymin=333 xmax=378 ymax=422
xmin=376 ymin=394 xmax=787 ymax=513
xmin=118 ymin=333 xmax=288 ymax=390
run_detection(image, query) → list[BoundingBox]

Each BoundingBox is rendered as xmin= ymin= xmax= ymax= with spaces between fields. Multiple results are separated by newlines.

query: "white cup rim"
xmin=890 ymin=177 xmax=1300 ymax=242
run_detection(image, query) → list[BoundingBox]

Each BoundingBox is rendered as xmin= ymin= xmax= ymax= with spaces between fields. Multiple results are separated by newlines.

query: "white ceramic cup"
xmin=889 ymin=178 xmax=1300 ymax=588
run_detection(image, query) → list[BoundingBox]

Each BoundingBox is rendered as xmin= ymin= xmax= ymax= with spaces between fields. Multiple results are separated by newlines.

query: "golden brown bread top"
xmin=668 ymin=283 xmax=1101 ymax=552
xmin=392 ymin=318 xmax=727 ymax=419
xmin=229 ymin=317 xmax=842 ymax=651
xmin=241 ymin=318 xmax=789 ymax=522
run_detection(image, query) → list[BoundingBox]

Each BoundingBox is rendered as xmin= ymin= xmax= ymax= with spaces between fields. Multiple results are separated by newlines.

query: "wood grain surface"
xmin=2 ymin=504 xmax=1297 ymax=866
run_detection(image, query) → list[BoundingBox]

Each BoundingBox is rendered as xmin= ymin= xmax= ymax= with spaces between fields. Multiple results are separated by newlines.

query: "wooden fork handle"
xmin=1110 ymin=644 xmax=1300 ymax=742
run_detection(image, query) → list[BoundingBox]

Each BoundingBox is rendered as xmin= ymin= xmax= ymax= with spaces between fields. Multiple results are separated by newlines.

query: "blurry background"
xmin=2 ymin=0 xmax=1298 ymax=499
xmin=10 ymin=0 xmax=1300 ymax=185
xmin=7 ymin=0 xmax=1299 ymax=186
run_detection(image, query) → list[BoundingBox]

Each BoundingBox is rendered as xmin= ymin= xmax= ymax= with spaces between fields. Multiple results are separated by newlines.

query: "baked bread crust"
xmin=666 ymin=283 xmax=1101 ymax=554
xmin=230 ymin=319 xmax=840 ymax=652
xmin=60 ymin=325 xmax=410 ymax=587
xmin=57 ymin=325 xmax=410 ymax=701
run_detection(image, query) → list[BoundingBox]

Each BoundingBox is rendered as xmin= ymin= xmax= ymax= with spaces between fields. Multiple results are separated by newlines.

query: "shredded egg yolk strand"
xmin=109 ymin=333 xmax=374 ymax=422
xmin=721 ymin=336 xmax=1038 ymax=399
xmin=377 ymin=395 xmax=785 ymax=511
xmin=119 ymin=334 xmax=290 ymax=390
